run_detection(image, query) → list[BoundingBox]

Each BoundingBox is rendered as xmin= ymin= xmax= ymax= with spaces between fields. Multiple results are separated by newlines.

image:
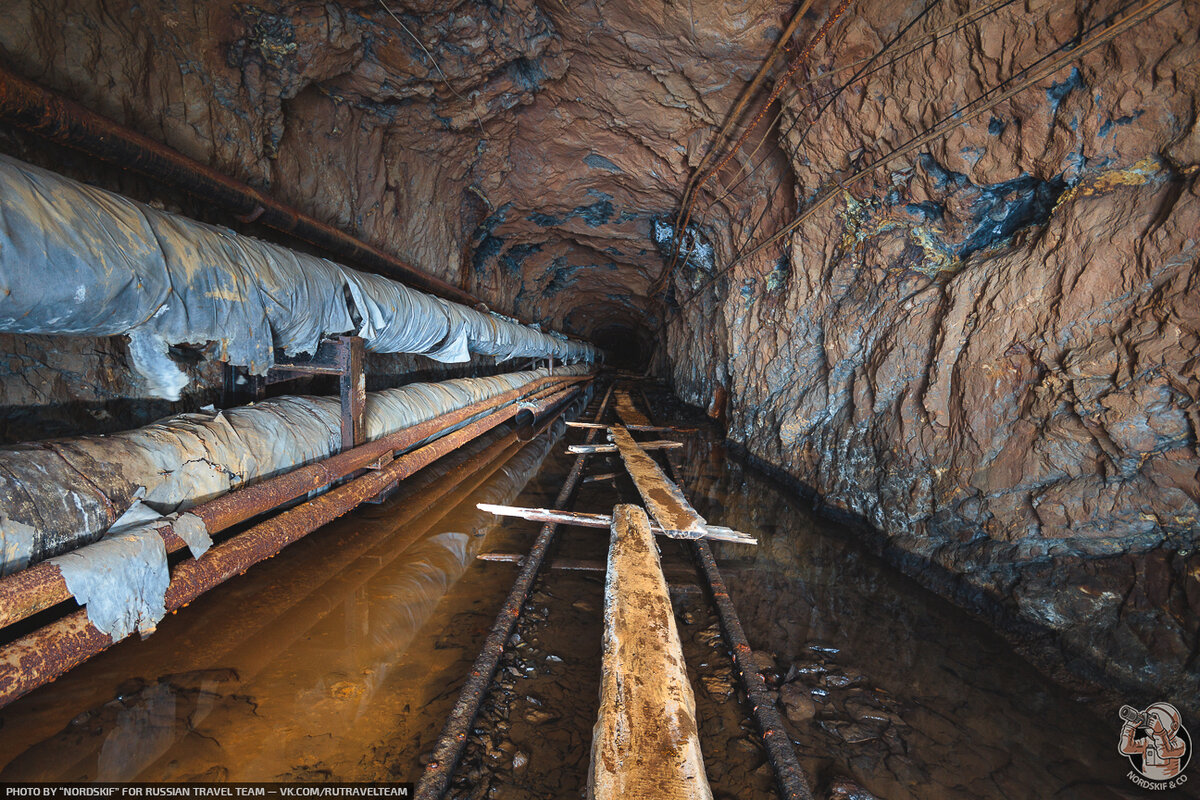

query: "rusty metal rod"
xmin=414 ymin=381 xmax=614 ymax=800
xmin=0 ymin=65 xmax=483 ymax=309
xmin=0 ymin=374 xmax=584 ymax=631
xmin=640 ymin=391 xmax=816 ymax=800
xmin=0 ymin=382 xmax=587 ymax=708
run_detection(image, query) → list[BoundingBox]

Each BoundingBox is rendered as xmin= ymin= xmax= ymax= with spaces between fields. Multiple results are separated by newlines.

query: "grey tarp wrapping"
xmin=0 ymin=364 xmax=590 ymax=574
xmin=0 ymin=154 xmax=595 ymax=398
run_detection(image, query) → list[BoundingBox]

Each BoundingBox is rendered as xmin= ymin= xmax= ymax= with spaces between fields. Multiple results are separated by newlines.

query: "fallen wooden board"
xmin=477 ymin=503 xmax=756 ymax=545
xmin=568 ymin=440 xmax=682 ymax=454
xmin=567 ymin=421 xmax=696 ymax=434
xmin=608 ymin=425 xmax=708 ymax=535
xmin=582 ymin=472 xmax=618 ymax=484
xmin=613 ymin=388 xmax=653 ymax=427
xmin=589 ymin=504 xmax=712 ymax=799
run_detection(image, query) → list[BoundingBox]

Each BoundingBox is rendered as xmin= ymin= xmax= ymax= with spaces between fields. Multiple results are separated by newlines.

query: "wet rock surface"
xmin=661 ymin=0 xmax=1200 ymax=711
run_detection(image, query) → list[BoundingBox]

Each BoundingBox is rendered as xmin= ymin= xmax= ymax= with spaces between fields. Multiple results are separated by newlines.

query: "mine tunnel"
xmin=0 ymin=0 xmax=1196 ymax=797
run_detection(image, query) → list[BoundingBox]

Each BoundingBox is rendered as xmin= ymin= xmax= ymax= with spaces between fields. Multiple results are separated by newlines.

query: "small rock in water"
xmin=826 ymin=776 xmax=882 ymax=800
xmin=808 ymin=641 xmax=840 ymax=655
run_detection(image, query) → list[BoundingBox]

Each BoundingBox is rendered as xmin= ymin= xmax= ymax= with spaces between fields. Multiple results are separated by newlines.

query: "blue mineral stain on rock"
xmin=906 ymin=201 xmax=944 ymax=222
xmin=1099 ymin=110 xmax=1143 ymax=137
xmin=988 ymin=117 xmax=1006 ymax=136
xmin=501 ymin=243 xmax=543 ymax=275
xmin=913 ymin=155 xmax=1068 ymax=261
xmin=584 ymin=154 xmax=623 ymax=173
xmin=1046 ymin=68 xmax=1084 ymax=113
xmin=651 ymin=218 xmax=715 ymax=272
xmin=507 ymin=57 xmax=546 ymax=92
xmin=766 ymin=254 xmax=790 ymax=293
xmin=527 ymin=190 xmax=614 ymax=228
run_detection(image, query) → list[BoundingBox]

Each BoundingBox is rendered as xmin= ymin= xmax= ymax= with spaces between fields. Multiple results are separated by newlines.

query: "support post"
xmin=338 ymin=335 xmax=366 ymax=451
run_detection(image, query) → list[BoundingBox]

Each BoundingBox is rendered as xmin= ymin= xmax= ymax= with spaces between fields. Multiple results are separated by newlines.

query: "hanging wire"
xmin=676 ymin=0 xmax=1180 ymax=310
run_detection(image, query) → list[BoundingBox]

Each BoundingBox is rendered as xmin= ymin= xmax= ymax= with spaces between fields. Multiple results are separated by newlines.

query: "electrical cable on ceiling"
xmin=675 ymin=0 xmax=1181 ymax=310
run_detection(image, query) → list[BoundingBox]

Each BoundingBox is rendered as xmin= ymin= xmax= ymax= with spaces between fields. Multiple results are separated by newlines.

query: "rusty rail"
xmin=414 ymin=381 xmax=614 ymax=800
xmin=0 ymin=374 xmax=584 ymax=632
xmin=638 ymin=389 xmax=816 ymax=800
xmin=0 ymin=381 xmax=588 ymax=708
xmin=0 ymin=65 xmax=479 ymax=309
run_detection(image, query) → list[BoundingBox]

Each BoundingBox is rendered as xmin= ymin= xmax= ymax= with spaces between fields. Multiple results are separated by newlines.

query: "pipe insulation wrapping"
xmin=0 ymin=364 xmax=591 ymax=575
xmin=0 ymin=154 xmax=596 ymax=398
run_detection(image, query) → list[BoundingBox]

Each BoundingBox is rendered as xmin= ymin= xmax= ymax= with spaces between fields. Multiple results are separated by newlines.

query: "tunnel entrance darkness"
xmin=591 ymin=324 xmax=651 ymax=371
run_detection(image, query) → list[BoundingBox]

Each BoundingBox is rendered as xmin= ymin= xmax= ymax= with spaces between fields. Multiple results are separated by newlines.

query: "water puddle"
xmin=0 ymin=386 xmax=1187 ymax=799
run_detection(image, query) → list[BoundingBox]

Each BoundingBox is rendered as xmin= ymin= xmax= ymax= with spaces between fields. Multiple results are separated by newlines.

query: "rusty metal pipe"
xmin=0 ymin=375 xmax=585 ymax=631
xmin=414 ymin=381 xmax=614 ymax=800
xmin=0 ymin=380 xmax=586 ymax=709
xmin=0 ymin=66 xmax=484 ymax=309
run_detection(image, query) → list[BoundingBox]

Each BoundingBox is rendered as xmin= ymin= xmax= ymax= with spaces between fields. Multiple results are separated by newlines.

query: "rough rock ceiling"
xmin=0 ymin=0 xmax=794 ymax=365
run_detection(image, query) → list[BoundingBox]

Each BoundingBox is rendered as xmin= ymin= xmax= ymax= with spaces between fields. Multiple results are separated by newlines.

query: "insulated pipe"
xmin=0 ymin=365 xmax=591 ymax=575
xmin=0 ymin=154 xmax=596 ymax=399
xmin=0 ymin=65 xmax=479 ymax=309
xmin=0 ymin=376 xmax=586 ymax=630
xmin=0 ymin=380 xmax=586 ymax=708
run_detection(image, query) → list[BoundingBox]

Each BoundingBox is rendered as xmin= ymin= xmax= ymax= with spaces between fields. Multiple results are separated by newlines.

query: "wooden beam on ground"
xmin=614 ymin=388 xmax=653 ymax=427
xmin=568 ymin=440 xmax=682 ymax=454
xmin=567 ymin=421 xmax=696 ymax=434
xmin=589 ymin=504 xmax=713 ymax=799
xmin=476 ymin=503 xmax=756 ymax=545
xmin=607 ymin=425 xmax=708 ymax=536
xmin=582 ymin=472 xmax=618 ymax=484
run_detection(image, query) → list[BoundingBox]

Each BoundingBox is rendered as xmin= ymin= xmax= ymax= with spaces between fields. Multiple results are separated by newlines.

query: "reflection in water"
xmin=0 ymin=390 xmax=1186 ymax=798
xmin=672 ymin=428 xmax=1181 ymax=800
xmin=0 ymin=417 xmax=568 ymax=782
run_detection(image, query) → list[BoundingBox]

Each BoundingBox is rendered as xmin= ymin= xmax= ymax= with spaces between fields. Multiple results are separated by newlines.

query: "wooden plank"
xmin=607 ymin=426 xmax=707 ymax=535
xmin=582 ymin=472 xmax=618 ymax=484
xmin=568 ymin=440 xmax=682 ymax=454
xmin=567 ymin=421 xmax=696 ymax=434
xmin=476 ymin=503 xmax=756 ymax=545
xmin=614 ymin=388 xmax=652 ymax=427
xmin=589 ymin=504 xmax=712 ymax=800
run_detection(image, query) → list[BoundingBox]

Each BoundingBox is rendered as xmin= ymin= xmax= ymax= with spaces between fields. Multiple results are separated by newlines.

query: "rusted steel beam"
xmin=0 ymin=375 xmax=585 ymax=633
xmin=693 ymin=539 xmax=814 ymax=800
xmin=0 ymin=381 xmax=585 ymax=709
xmin=414 ymin=382 xmax=615 ymax=800
xmin=0 ymin=65 xmax=484 ymax=309
xmin=567 ymin=439 xmax=682 ymax=454
xmin=476 ymin=503 xmax=756 ymax=544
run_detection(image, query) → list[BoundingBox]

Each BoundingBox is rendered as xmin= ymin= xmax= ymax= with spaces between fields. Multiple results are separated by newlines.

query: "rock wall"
xmin=666 ymin=0 xmax=1200 ymax=708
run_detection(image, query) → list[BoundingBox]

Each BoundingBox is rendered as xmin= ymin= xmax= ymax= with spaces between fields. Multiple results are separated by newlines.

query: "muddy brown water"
xmin=0 ymin=388 xmax=1187 ymax=799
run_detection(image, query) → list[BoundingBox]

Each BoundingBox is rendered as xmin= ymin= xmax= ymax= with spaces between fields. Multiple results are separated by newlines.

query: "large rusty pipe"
xmin=0 ymin=375 xmax=586 ymax=631
xmin=0 ymin=381 xmax=585 ymax=708
xmin=0 ymin=66 xmax=482 ymax=310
